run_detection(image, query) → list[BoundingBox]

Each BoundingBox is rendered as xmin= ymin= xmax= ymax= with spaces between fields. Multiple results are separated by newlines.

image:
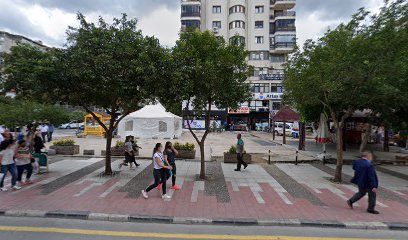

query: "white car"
xmin=60 ymin=121 xmax=84 ymax=129
xmin=274 ymin=122 xmax=299 ymax=136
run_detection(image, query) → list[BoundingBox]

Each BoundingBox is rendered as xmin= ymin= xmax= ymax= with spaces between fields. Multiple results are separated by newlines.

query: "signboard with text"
xmin=253 ymin=93 xmax=283 ymax=100
xmin=228 ymin=107 xmax=250 ymax=114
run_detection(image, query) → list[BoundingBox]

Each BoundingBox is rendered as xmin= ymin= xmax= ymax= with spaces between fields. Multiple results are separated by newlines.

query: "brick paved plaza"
xmin=1 ymin=154 xmax=407 ymax=227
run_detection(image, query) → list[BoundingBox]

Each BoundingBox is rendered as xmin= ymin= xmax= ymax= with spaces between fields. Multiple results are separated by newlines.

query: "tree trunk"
xmin=383 ymin=128 xmax=389 ymax=152
xmin=342 ymin=126 xmax=347 ymax=151
xmin=283 ymin=120 xmax=286 ymax=144
xmin=199 ymin=142 xmax=205 ymax=179
xmin=334 ymin=122 xmax=343 ymax=182
xmin=104 ymin=129 xmax=113 ymax=175
xmin=359 ymin=123 xmax=371 ymax=153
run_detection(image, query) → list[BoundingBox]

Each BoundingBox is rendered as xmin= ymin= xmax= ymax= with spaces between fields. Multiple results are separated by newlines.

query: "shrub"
xmin=174 ymin=142 xmax=195 ymax=151
xmin=114 ymin=140 xmax=125 ymax=148
xmin=228 ymin=145 xmax=236 ymax=154
xmin=53 ymin=139 xmax=75 ymax=146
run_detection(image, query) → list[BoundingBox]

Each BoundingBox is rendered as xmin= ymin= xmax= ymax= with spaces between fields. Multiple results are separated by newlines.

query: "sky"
xmin=0 ymin=0 xmax=384 ymax=48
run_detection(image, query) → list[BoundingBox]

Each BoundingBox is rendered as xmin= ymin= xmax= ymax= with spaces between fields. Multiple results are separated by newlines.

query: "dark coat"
xmin=351 ymin=159 xmax=379 ymax=189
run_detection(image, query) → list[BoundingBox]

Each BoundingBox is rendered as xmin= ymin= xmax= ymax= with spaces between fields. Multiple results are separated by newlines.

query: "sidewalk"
xmin=1 ymin=156 xmax=407 ymax=230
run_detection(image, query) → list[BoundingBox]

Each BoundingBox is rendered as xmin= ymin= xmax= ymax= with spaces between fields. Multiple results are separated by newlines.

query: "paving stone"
xmin=108 ymin=214 xmax=129 ymax=222
xmin=39 ymin=159 xmax=106 ymax=195
xmin=316 ymin=164 xmax=408 ymax=206
xmin=119 ymin=162 xmax=153 ymax=198
xmin=376 ymin=166 xmax=408 ymax=181
xmin=263 ymin=164 xmax=325 ymax=206
xmin=204 ymin=161 xmax=230 ymax=203
xmin=88 ymin=213 xmax=109 ymax=221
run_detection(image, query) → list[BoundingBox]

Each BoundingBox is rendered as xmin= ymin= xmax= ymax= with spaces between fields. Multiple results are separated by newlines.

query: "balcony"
xmin=274 ymin=11 xmax=296 ymax=18
xmin=259 ymin=73 xmax=285 ymax=81
xmin=275 ymin=26 xmax=296 ymax=32
xmin=181 ymin=12 xmax=201 ymax=18
xmin=271 ymin=0 xmax=296 ymax=10
xmin=271 ymin=42 xmax=295 ymax=53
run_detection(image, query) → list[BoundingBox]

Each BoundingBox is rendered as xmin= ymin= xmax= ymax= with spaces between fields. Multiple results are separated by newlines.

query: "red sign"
xmin=228 ymin=107 xmax=250 ymax=114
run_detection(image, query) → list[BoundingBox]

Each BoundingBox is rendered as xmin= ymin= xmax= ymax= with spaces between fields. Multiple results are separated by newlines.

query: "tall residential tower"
xmin=181 ymin=0 xmax=296 ymax=129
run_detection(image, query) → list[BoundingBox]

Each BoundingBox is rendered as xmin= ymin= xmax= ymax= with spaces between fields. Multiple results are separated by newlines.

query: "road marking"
xmin=0 ymin=226 xmax=380 ymax=240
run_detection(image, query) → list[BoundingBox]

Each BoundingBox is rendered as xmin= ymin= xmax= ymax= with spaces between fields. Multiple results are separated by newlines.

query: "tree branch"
xmin=82 ymin=105 xmax=109 ymax=132
xmin=184 ymin=98 xmax=201 ymax=144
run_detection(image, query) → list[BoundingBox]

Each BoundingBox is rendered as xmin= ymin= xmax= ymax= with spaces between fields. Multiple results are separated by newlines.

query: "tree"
xmin=169 ymin=30 xmax=251 ymax=179
xmin=284 ymin=1 xmax=408 ymax=182
xmin=2 ymin=13 xmax=166 ymax=175
xmin=284 ymin=11 xmax=382 ymax=182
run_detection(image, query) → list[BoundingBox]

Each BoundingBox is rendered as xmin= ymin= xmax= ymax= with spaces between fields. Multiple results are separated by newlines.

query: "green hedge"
xmin=174 ymin=142 xmax=195 ymax=151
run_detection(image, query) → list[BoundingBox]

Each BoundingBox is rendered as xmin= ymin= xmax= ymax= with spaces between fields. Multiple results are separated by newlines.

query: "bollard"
xmin=268 ymin=150 xmax=271 ymax=165
xmin=323 ymin=150 xmax=326 ymax=165
xmin=295 ymin=150 xmax=298 ymax=165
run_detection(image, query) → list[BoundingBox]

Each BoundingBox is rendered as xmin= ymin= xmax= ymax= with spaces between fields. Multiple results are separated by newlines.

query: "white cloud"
xmin=138 ymin=6 xmax=181 ymax=47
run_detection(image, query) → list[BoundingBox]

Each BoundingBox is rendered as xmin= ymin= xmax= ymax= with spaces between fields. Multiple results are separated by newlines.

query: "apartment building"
xmin=181 ymin=0 xmax=296 ymax=130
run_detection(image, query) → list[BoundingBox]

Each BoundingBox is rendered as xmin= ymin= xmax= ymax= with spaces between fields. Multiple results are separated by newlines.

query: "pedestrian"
xmin=32 ymin=132 xmax=45 ymax=174
xmin=15 ymin=140 xmax=33 ymax=185
xmin=0 ymin=139 xmax=21 ymax=191
xmin=234 ymin=133 xmax=248 ymax=171
xmin=40 ymin=124 xmax=48 ymax=143
xmin=224 ymin=121 xmax=228 ymax=132
xmin=347 ymin=151 xmax=379 ymax=214
xmin=130 ymin=136 xmax=141 ymax=167
xmin=118 ymin=136 xmax=131 ymax=169
xmin=48 ymin=123 xmax=55 ymax=142
xmin=163 ymin=142 xmax=180 ymax=190
xmin=141 ymin=143 xmax=172 ymax=199
xmin=0 ymin=126 xmax=4 ymax=144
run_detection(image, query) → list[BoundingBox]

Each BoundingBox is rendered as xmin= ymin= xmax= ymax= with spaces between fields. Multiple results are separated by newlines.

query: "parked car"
xmin=59 ymin=121 xmax=84 ymax=129
xmin=274 ymin=122 xmax=292 ymax=136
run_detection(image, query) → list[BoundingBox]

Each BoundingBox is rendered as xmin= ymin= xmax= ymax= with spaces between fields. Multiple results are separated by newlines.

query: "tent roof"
xmin=273 ymin=107 xmax=299 ymax=122
xmin=127 ymin=103 xmax=181 ymax=119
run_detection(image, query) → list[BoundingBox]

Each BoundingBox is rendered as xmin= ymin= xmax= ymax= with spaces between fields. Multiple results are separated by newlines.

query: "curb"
xmin=1 ymin=209 xmax=407 ymax=231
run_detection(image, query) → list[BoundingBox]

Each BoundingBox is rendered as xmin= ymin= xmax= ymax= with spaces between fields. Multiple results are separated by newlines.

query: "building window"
xmin=270 ymin=54 xmax=285 ymax=62
xmin=229 ymin=36 xmax=245 ymax=45
xmin=255 ymin=6 xmax=264 ymax=14
xmin=181 ymin=20 xmax=200 ymax=29
xmin=255 ymin=36 xmax=264 ymax=44
xmin=125 ymin=121 xmax=133 ymax=131
xmin=229 ymin=20 xmax=246 ymax=29
xmin=249 ymin=100 xmax=269 ymax=111
xmin=181 ymin=5 xmax=201 ymax=17
xmin=251 ymin=83 xmax=270 ymax=93
xmin=249 ymin=51 xmax=269 ymax=60
xmin=229 ymin=5 xmax=245 ymax=14
xmin=255 ymin=21 xmax=264 ymax=28
xmin=212 ymin=21 xmax=221 ymax=29
xmin=271 ymin=84 xmax=283 ymax=93
xmin=213 ymin=6 xmax=221 ymax=13
xmin=159 ymin=121 xmax=167 ymax=132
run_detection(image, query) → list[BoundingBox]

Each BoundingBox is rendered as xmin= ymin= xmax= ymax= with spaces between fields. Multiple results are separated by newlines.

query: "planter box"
xmin=223 ymin=153 xmax=252 ymax=164
xmin=101 ymin=147 xmax=139 ymax=156
xmin=50 ymin=145 xmax=80 ymax=155
xmin=176 ymin=149 xmax=196 ymax=159
xmin=83 ymin=149 xmax=95 ymax=155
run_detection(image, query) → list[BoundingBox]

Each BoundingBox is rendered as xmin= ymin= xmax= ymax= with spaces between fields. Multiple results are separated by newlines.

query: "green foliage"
xmin=0 ymin=99 xmax=70 ymax=128
xmin=173 ymin=142 xmax=195 ymax=151
xmin=53 ymin=139 xmax=75 ymax=146
xmin=114 ymin=140 xmax=125 ymax=148
xmin=70 ymin=111 xmax=86 ymax=122
xmin=283 ymin=1 xmax=408 ymax=182
xmin=227 ymin=145 xmax=236 ymax=154
xmin=165 ymin=30 xmax=251 ymax=178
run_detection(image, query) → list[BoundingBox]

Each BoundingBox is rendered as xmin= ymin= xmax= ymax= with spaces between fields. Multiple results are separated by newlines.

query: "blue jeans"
xmin=17 ymin=164 xmax=33 ymax=182
xmin=0 ymin=163 xmax=17 ymax=188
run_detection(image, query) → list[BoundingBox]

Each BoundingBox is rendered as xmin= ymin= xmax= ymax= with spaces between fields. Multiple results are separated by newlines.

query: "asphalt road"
xmin=0 ymin=216 xmax=407 ymax=240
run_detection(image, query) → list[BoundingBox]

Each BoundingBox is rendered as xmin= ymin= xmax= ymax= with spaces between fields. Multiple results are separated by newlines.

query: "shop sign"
xmin=228 ymin=107 xmax=250 ymax=114
xmin=183 ymin=120 xmax=221 ymax=129
xmin=253 ymin=93 xmax=283 ymax=100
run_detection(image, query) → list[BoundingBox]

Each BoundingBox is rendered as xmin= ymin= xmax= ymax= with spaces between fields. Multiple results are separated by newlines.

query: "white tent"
xmin=118 ymin=103 xmax=182 ymax=139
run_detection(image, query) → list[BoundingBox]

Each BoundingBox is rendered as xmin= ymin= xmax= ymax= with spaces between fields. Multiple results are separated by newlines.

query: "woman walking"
xmin=164 ymin=142 xmax=180 ymax=190
xmin=15 ymin=140 xmax=33 ymax=185
xmin=119 ymin=136 xmax=132 ymax=169
xmin=0 ymin=139 xmax=22 ymax=191
xmin=141 ymin=143 xmax=172 ymax=199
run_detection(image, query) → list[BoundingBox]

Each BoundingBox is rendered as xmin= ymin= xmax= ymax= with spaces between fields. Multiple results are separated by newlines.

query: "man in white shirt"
xmin=40 ymin=124 xmax=49 ymax=142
